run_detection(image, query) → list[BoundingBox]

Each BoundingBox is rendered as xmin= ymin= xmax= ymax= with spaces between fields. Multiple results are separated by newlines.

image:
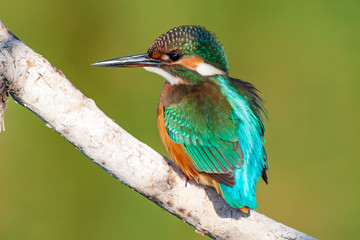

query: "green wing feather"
xmin=164 ymin=90 xmax=243 ymax=175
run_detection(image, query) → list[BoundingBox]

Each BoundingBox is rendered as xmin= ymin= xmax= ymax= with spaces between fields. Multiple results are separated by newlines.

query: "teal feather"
xmin=163 ymin=83 xmax=244 ymax=174
xmin=163 ymin=75 xmax=267 ymax=209
xmin=213 ymin=75 xmax=267 ymax=209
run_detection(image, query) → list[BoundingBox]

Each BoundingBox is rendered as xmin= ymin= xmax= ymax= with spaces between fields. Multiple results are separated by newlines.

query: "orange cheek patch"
xmin=151 ymin=53 xmax=161 ymax=59
xmin=177 ymin=56 xmax=204 ymax=69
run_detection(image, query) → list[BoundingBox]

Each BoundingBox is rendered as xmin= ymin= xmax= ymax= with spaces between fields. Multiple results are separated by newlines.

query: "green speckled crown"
xmin=148 ymin=25 xmax=229 ymax=73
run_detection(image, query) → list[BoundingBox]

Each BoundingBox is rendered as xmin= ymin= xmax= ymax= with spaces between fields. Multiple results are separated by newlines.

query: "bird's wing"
xmin=228 ymin=77 xmax=266 ymax=136
xmin=228 ymin=77 xmax=268 ymax=182
xmin=164 ymin=92 xmax=244 ymax=185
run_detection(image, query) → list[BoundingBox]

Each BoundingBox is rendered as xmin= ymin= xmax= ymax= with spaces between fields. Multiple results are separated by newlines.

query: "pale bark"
xmin=0 ymin=21 xmax=317 ymax=240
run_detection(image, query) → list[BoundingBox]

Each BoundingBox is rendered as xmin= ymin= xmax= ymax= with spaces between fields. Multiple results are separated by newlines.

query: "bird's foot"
xmin=239 ymin=206 xmax=249 ymax=214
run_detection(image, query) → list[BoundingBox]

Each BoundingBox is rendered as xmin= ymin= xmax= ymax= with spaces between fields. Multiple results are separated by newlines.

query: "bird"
xmin=92 ymin=25 xmax=268 ymax=212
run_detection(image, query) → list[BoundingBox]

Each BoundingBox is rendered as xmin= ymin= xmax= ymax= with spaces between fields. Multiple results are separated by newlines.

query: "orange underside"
xmin=157 ymin=106 xmax=222 ymax=194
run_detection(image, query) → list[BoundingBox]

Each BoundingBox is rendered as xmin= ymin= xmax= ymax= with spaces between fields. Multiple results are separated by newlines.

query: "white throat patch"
xmin=143 ymin=67 xmax=184 ymax=85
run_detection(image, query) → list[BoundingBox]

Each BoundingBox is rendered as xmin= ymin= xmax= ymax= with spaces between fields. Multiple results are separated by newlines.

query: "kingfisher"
xmin=92 ymin=25 xmax=268 ymax=212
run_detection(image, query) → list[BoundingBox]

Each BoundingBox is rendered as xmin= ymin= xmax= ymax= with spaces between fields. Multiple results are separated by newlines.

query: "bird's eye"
xmin=168 ymin=53 xmax=181 ymax=61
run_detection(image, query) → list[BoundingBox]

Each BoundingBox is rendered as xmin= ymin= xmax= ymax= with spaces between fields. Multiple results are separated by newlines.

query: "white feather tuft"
xmin=195 ymin=62 xmax=225 ymax=76
xmin=143 ymin=67 xmax=184 ymax=85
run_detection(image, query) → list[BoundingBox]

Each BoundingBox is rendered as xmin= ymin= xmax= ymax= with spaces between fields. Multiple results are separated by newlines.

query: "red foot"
xmin=239 ymin=206 xmax=249 ymax=214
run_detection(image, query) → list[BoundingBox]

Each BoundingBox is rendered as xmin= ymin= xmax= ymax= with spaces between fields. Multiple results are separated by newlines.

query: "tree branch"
xmin=0 ymin=21 xmax=317 ymax=240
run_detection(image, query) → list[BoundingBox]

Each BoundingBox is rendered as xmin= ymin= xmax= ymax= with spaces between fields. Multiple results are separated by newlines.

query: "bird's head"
xmin=93 ymin=25 xmax=229 ymax=85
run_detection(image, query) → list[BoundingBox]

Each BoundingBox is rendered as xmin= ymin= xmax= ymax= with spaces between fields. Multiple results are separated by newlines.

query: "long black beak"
xmin=91 ymin=53 xmax=161 ymax=68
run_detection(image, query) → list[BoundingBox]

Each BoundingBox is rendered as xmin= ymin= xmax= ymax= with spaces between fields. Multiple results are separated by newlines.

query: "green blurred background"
xmin=1 ymin=0 xmax=359 ymax=239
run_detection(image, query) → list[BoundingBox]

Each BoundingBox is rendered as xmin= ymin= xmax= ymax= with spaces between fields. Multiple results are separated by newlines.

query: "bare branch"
xmin=0 ymin=20 xmax=317 ymax=240
xmin=0 ymin=77 xmax=7 ymax=132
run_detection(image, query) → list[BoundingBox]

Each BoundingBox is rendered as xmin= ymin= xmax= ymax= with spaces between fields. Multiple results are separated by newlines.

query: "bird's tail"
xmin=219 ymin=162 xmax=263 ymax=209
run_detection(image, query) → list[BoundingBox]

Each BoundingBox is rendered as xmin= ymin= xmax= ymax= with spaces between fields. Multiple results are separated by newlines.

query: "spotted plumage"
xmin=148 ymin=26 xmax=228 ymax=72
